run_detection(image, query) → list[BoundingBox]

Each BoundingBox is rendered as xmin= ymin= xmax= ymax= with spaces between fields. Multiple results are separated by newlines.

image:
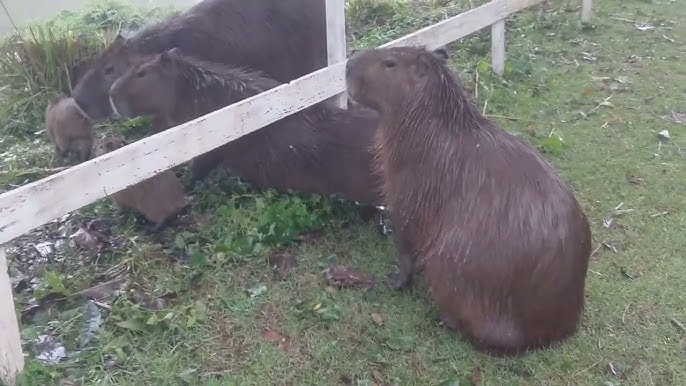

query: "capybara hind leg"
xmin=387 ymin=234 xmax=415 ymax=290
xmin=357 ymin=204 xmax=379 ymax=222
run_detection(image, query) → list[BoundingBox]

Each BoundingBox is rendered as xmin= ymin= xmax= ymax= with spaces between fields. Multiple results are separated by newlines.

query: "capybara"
xmin=44 ymin=95 xmax=93 ymax=163
xmin=93 ymin=136 xmax=188 ymax=231
xmin=109 ymin=48 xmax=383 ymax=206
xmin=345 ymin=46 xmax=592 ymax=356
xmin=72 ymin=0 xmax=327 ymax=120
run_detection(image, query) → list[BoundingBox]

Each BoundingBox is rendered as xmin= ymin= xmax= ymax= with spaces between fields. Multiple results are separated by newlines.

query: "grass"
xmin=2 ymin=0 xmax=685 ymax=385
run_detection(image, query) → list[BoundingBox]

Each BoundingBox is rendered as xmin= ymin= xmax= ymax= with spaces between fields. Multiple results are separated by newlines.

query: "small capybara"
xmin=44 ymin=95 xmax=93 ymax=163
xmin=108 ymin=48 xmax=383 ymax=206
xmin=72 ymin=0 xmax=327 ymax=120
xmin=93 ymin=136 xmax=188 ymax=231
xmin=345 ymin=46 xmax=592 ymax=356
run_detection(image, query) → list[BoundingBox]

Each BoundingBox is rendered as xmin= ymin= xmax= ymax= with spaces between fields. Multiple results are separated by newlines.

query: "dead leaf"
xmin=268 ymin=250 xmax=298 ymax=280
xmin=627 ymin=175 xmax=646 ymax=186
xmin=600 ymin=100 xmax=615 ymax=108
xmin=295 ymin=229 xmax=323 ymax=243
xmin=371 ymin=312 xmax=384 ymax=326
xmin=322 ymin=265 xmax=375 ymax=290
xmin=130 ymin=288 xmax=178 ymax=310
xmin=634 ymin=21 xmax=654 ymax=31
xmin=581 ymin=88 xmax=593 ymax=96
xmin=70 ymin=219 xmax=112 ymax=252
xmin=660 ymin=111 xmax=685 ymax=124
xmin=70 ymin=278 xmax=129 ymax=301
xmin=260 ymin=328 xmax=289 ymax=350
xmin=470 ymin=370 xmax=482 ymax=385
xmin=370 ymin=369 xmax=385 ymax=383
xmin=71 ymin=227 xmax=100 ymax=251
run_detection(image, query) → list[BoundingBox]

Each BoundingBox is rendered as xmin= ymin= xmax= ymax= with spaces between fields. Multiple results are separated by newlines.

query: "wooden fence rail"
xmin=0 ymin=0 xmax=593 ymax=383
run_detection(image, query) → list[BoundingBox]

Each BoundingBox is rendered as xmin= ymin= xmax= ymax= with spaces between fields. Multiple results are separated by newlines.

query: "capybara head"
xmin=93 ymin=136 xmax=127 ymax=158
xmin=45 ymin=95 xmax=94 ymax=162
xmin=108 ymin=48 xmax=182 ymax=120
xmin=72 ymin=35 xmax=141 ymax=121
xmin=345 ymin=46 xmax=448 ymax=113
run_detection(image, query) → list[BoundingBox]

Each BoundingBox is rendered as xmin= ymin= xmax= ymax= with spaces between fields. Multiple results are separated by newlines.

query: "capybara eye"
xmin=382 ymin=60 xmax=396 ymax=68
xmin=104 ymin=65 xmax=115 ymax=75
xmin=136 ymin=70 xmax=146 ymax=78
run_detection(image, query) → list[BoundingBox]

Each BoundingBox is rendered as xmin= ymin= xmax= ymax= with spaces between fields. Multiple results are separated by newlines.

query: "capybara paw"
xmin=386 ymin=272 xmax=409 ymax=290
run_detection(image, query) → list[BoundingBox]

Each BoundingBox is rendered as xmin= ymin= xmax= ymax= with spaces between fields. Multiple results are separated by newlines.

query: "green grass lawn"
xmin=3 ymin=0 xmax=685 ymax=385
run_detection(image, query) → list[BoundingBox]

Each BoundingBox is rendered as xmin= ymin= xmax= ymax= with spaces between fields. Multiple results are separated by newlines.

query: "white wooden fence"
xmin=0 ymin=0 xmax=593 ymax=383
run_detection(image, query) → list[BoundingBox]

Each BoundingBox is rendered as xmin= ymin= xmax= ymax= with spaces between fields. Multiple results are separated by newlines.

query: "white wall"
xmin=0 ymin=0 xmax=201 ymax=35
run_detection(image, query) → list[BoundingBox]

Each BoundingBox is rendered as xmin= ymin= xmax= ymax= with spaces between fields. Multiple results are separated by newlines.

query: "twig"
xmin=610 ymin=17 xmax=637 ymax=23
xmin=650 ymin=211 xmax=669 ymax=218
xmin=583 ymin=95 xmax=614 ymax=118
xmin=64 ymin=63 xmax=73 ymax=95
xmin=590 ymin=243 xmax=602 ymax=258
xmin=482 ymin=99 xmax=488 ymax=115
xmin=484 ymin=114 xmax=520 ymax=121
xmin=474 ymin=71 xmax=479 ymax=100
xmin=671 ymin=318 xmax=686 ymax=334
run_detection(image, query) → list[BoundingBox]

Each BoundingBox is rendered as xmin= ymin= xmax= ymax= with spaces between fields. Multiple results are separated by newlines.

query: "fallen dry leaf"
xmin=130 ymin=288 xmax=178 ymax=310
xmin=470 ymin=370 xmax=482 ymax=385
xmin=371 ymin=312 xmax=384 ymax=326
xmin=70 ymin=219 xmax=112 ymax=252
xmin=70 ymin=227 xmax=100 ymax=251
xmin=70 ymin=278 xmax=129 ymax=302
xmin=660 ymin=111 xmax=685 ymax=124
xmin=370 ymin=369 xmax=385 ymax=384
xmin=295 ymin=229 xmax=324 ymax=243
xmin=260 ymin=328 xmax=289 ymax=350
xmin=322 ymin=265 xmax=375 ymax=290
xmin=268 ymin=250 xmax=298 ymax=280
xmin=627 ymin=175 xmax=646 ymax=187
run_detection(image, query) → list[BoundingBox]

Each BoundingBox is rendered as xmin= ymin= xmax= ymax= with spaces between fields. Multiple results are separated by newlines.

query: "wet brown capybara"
xmin=72 ymin=0 xmax=327 ymax=120
xmin=108 ymin=48 xmax=383 ymax=206
xmin=44 ymin=95 xmax=94 ymax=163
xmin=345 ymin=46 xmax=592 ymax=356
xmin=93 ymin=136 xmax=188 ymax=231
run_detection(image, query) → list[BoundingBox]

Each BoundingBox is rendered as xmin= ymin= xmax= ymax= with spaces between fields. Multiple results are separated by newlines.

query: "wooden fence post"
xmin=581 ymin=0 xmax=593 ymax=22
xmin=0 ymin=246 xmax=24 ymax=385
xmin=326 ymin=0 xmax=348 ymax=109
xmin=491 ymin=18 xmax=506 ymax=75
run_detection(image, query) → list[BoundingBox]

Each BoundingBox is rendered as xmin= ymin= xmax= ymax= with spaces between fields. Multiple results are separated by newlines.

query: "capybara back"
xmin=72 ymin=0 xmax=327 ymax=120
xmin=109 ymin=48 xmax=383 ymax=206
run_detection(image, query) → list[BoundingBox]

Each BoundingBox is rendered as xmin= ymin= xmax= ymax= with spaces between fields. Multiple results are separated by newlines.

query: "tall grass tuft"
xmin=0 ymin=0 xmax=175 ymax=138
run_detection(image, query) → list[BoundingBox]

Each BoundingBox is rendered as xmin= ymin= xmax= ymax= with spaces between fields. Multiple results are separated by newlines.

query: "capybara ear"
xmin=416 ymin=50 xmax=438 ymax=77
xmin=112 ymin=34 xmax=125 ymax=46
xmin=167 ymin=47 xmax=183 ymax=57
xmin=159 ymin=50 xmax=176 ymax=70
xmin=432 ymin=48 xmax=449 ymax=62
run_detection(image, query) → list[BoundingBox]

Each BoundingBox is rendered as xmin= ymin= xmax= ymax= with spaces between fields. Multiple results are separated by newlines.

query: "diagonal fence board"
xmin=0 ymin=0 xmax=546 ymax=248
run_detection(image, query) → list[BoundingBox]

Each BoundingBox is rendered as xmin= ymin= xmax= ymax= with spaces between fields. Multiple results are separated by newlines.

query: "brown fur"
xmin=44 ymin=95 xmax=93 ymax=163
xmin=72 ymin=0 xmax=327 ymax=120
xmin=345 ymin=46 xmax=592 ymax=356
xmin=109 ymin=48 xmax=383 ymax=206
xmin=92 ymin=136 xmax=188 ymax=230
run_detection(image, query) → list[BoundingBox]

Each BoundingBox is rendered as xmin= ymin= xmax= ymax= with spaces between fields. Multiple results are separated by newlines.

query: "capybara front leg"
xmin=387 ymin=233 xmax=415 ymax=290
